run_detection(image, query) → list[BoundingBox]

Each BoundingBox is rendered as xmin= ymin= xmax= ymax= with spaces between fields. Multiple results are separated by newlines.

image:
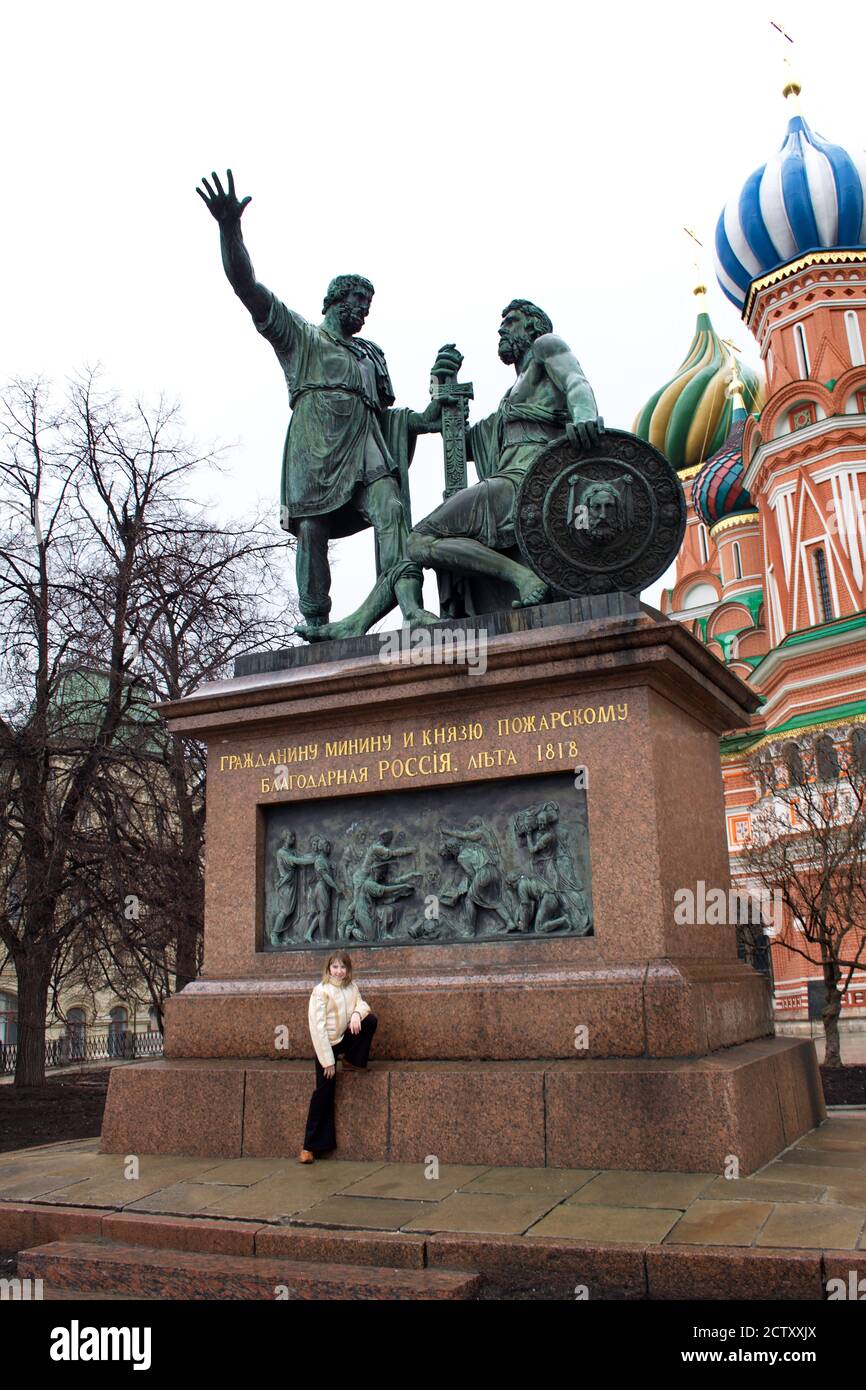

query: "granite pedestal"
xmin=101 ymin=597 xmax=823 ymax=1173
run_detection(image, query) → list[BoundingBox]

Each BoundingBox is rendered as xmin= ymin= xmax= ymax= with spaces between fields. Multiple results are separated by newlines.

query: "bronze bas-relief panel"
xmin=262 ymin=771 xmax=592 ymax=951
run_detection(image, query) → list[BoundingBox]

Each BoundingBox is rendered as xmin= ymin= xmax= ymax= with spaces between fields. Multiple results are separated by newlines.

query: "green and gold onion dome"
xmin=633 ymin=298 xmax=763 ymax=474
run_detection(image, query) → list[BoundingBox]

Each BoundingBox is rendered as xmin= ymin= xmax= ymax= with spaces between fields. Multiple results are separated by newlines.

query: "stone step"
xmin=18 ymin=1239 xmax=480 ymax=1301
xmin=41 ymin=1287 xmax=169 ymax=1301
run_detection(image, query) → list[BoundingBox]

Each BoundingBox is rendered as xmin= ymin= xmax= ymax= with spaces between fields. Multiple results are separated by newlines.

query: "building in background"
xmin=0 ymin=958 xmax=163 ymax=1074
xmin=635 ymin=80 xmax=866 ymax=1033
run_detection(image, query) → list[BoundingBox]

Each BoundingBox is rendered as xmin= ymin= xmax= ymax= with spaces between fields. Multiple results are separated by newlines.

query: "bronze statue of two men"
xmin=197 ymin=170 xmax=604 ymax=641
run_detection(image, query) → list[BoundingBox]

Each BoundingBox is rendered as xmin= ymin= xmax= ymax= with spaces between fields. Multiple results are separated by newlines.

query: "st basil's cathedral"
xmin=634 ymin=76 xmax=866 ymax=1036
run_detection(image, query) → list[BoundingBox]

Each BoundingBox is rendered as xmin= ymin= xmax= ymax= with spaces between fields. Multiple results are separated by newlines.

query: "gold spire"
xmin=684 ymin=226 xmax=707 ymax=307
xmin=771 ymin=19 xmax=802 ymax=112
xmin=722 ymin=341 xmax=747 ymax=412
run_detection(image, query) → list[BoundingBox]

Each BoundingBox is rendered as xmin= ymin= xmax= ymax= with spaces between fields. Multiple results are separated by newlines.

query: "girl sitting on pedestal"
xmin=299 ymin=950 xmax=377 ymax=1162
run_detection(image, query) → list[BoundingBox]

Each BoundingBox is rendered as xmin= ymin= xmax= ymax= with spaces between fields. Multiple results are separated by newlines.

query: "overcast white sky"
xmin=3 ymin=0 xmax=864 ymax=627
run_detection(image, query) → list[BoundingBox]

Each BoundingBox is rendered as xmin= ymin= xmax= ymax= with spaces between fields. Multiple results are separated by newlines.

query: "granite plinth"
xmin=100 ymin=1038 xmax=823 ymax=1175
xmin=100 ymin=604 xmax=816 ymax=1177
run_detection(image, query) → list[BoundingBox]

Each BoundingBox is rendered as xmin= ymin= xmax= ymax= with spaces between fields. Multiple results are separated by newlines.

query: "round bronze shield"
xmin=514 ymin=428 xmax=686 ymax=596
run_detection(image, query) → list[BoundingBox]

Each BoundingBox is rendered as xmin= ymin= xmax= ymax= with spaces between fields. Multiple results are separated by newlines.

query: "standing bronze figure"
xmin=196 ymin=169 xmax=456 ymax=639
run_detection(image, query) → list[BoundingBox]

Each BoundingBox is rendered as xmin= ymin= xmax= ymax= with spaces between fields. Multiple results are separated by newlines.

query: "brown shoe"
xmin=341 ymin=1060 xmax=364 ymax=1071
xmin=298 ymin=1149 xmax=315 ymax=1163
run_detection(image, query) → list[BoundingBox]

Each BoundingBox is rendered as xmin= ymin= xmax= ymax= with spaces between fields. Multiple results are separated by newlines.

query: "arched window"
xmin=66 ymin=1008 xmax=86 ymax=1060
xmin=845 ymin=310 xmax=865 ymax=368
xmin=697 ymin=524 xmax=709 ymax=566
xmin=815 ymin=734 xmax=840 ymax=781
xmin=0 ymin=992 xmax=18 ymax=1047
xmin=853 ymin=726 xmax=866 ymax=777
xmin=682 ymin=582 xmax=717 ymax=609
xmin=757 ymin=756 xmax=777 ymax=795
xmin=794 ymin=323 xmax=810 ymax=379
xmin=783 ymin=741 xmax=805 ymax=786
xmin=812 ymin=548 xmax=834 ymax=622
xmin=108 ymin=1006 xmax=129 ymax=1058
xmin=732 ymin=541 xmax=743 ymax=580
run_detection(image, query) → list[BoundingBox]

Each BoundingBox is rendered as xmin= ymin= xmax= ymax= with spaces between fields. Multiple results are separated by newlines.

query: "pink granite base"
xmin=100 ymin=1036 xmax=822 ymax=1175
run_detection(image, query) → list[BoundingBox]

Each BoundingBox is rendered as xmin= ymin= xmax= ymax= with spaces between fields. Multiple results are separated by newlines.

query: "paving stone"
xmin=0 ymin=1140 xmax=97 ymax=1160
xmin=404 ymin=1191 xmax=561 ymax=1236
xmin=458 ymin=1168 xmax=597 ymax=1199
xmin=188 ymin=1159 xmax=289 ymax=1186
xmin=759 ymin=1162 xmax=866 ymax=1203
xmin=292 ymin=1196 xmax=431 ymax=1230
xmin=794 ymin=1131 xmax=866 ymax=1155
xmin=0 ymin=1152 xmax=117 ymax=1175
xmin=824 ymin=1185 xmax=866 ymax=1209
xmin=340 ymin=1163 xmax=487 ymax=1201
xmin=815 ymin=1117 xmax=866 ymax=1139
xmin=0 ymin=1162 xmax=41 ymax=1184
xmin=0 ymin=1173 xmax=94 ymax=1201
xmin=123 ymin=1183 xmax=251 ymax=1216
xmin=665 ymin=1200 xmax=774 ymax=1246
xmin=567 ymin=1171 xmax=715 ymax=1210
xmin=702 ymin=1176 xmax=825 ymax=1204
xmin=756 ymin=1162 xmax=838 ymax=1190
xmin=527 ymin=1202 xmax=679 ymax=1244
xmin=35 ymin=1176 xmax=173 ymax=1208
xmin=131 ymin=1157 xmax=226 ymax=1182
xmin=756 ymin=1202 xmax=866 ymax=1250
xmin=780 ymin=1147 xmax=866 ymax=1171
xmin=197 ymin=1167 xmax=386 ymax=1220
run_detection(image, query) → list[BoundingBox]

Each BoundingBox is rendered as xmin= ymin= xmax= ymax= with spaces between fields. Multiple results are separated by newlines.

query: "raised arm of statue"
xmin=196 ymin=169 xmax=270 ymax=323
xmin=534 ymin=335 xmax=604 ymax=449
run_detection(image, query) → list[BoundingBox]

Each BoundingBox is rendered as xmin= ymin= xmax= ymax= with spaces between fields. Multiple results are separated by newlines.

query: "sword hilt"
xmin=430 ymin=377 xmax=474 ymax=405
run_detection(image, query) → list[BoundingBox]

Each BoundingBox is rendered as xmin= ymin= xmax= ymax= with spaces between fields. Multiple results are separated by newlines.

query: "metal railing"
xmin=0 ymin=1028 xmax=164 ymax=1075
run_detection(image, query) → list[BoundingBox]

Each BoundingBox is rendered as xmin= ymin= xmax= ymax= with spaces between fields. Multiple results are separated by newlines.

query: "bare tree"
xmin=71 ymin=515 xmax=291 ymax=1017
xmin=742 ymin=740 xmax=866 ymax=1067
xmin=0 ymin=372 xmax=292 ymax=1084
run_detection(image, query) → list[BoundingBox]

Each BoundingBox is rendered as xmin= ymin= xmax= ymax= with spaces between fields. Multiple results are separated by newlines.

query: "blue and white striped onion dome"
xmin=715 ymin=114 xmax=866 ymax=311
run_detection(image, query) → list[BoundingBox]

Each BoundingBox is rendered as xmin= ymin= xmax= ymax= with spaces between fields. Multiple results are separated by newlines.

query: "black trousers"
xmin=303 ymin=1013 xmax=378 ymax=1153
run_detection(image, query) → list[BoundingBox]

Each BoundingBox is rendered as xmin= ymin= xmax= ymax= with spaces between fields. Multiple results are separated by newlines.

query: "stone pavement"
xmin=2 ymin=1113 xmax=865 ymax=1250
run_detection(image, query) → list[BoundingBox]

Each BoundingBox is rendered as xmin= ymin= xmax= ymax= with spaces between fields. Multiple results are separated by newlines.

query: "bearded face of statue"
xmin=586 ymin=487 xmax=620 ymax=544
xmin=337 ymin=289 xmax=372 ymax=336
xmin=497 ymin=309 xmax=533 ymax=367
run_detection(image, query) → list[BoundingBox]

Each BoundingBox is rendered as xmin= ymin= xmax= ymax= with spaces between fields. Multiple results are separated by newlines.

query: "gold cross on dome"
xmin=683 ymin=227 xmax=707 ymax=299
xmin=770 ymin=19 xmax=802 ymax=108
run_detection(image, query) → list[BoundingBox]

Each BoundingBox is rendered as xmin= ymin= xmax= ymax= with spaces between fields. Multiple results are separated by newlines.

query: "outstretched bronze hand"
xmin=196 ymin=168 xmax=251 ymax=222
xmin=566 ymin=417 xmax=605 ymax=451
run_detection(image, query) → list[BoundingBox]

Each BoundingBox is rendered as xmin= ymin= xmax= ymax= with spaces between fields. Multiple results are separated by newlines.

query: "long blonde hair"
xmin=321 ymin=950 xmax=353 ymax=986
